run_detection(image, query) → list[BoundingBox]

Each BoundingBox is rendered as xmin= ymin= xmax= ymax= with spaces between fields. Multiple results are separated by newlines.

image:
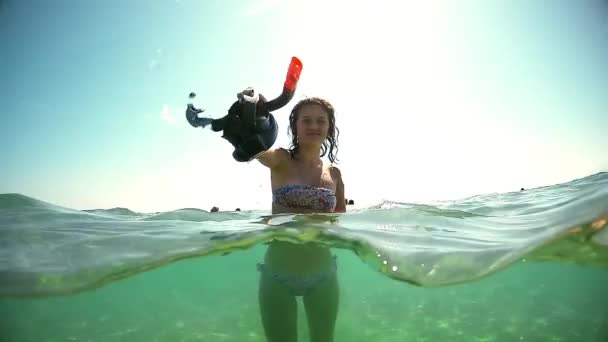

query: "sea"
xmin=1 ymin=172 xmax=607 ymax=341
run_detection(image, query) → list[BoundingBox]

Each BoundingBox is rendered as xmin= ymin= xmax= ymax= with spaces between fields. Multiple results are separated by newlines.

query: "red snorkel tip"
xmin=263 ymin=56 xmax=303 ymax=112
xmin=284 ymin=56 xmax=303 ymax=91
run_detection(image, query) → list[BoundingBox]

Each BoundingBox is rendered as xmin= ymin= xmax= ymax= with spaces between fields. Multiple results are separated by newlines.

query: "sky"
xmin=1 ymin=0 xmax=607 ymax=212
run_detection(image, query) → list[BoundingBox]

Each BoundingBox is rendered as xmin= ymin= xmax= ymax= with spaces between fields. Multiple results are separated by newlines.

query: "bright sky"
xmin=2 ymin=0 xmax=607 ymax=212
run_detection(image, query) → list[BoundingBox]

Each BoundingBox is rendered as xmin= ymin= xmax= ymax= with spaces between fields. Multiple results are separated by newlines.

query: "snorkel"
xmin=186 ymin=57 xmax=303 ymax=162
xmin=265 ymin=56 xmax=302 ymax=111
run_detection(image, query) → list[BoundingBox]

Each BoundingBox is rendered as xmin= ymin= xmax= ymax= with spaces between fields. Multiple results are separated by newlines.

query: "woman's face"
xmin=295 ymin=104 xmax=330 ymax=145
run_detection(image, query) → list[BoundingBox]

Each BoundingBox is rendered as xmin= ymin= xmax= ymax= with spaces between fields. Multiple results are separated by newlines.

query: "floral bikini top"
xmin=272 ymin=184 xmax=337 ymax=212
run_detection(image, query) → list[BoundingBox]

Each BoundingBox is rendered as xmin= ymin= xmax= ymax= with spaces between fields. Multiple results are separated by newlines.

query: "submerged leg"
xmin=303 ymin=273 xmax=340 ymax=342
xmin=258 ymin=266 xmax=298 ymax=342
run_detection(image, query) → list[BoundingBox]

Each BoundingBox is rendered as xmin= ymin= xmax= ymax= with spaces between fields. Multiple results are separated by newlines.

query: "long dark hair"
xmin=287 ymin=97 xmax=340 ymax=163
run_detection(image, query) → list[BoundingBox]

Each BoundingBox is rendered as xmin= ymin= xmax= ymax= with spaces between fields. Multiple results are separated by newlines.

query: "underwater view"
xmin=1 ymin=172 xmax=607 ymax=341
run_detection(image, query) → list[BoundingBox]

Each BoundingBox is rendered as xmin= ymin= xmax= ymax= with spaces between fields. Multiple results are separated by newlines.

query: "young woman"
xmin=255 ymin=97 xmax=346 ymax=342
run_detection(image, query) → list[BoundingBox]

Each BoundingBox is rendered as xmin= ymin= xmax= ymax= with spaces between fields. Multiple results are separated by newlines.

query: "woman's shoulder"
xmin=327 ymin=164 xmax=343 ymax=179
xmin=256 ymin=147 xmax=290 ymax=169
xmin=274 ymin=147 xmax=290 ymax=155
xmin=273 ymin=147 xmax=291 ymax=163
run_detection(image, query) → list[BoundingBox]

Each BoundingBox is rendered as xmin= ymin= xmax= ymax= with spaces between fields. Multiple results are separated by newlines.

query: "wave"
xmin=0 ymin=172 xmax=606 ymax=298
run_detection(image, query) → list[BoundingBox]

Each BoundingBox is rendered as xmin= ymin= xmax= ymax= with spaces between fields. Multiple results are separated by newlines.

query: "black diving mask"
xmin=186 ymin=57 xmax=303 ymax=162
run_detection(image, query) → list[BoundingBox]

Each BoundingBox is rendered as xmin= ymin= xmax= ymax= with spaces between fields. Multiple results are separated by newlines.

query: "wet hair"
xmin=287 ymin=97 xmax=340 ymax=163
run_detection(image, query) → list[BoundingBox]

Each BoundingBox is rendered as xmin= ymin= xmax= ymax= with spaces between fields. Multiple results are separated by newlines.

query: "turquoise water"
xmin=1 ymin=172 xmax=607 ymax=341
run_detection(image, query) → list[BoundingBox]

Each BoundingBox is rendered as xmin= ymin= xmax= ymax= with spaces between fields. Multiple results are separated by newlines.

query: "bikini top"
xmin=272 ymin=184 xmax=337 ymax=212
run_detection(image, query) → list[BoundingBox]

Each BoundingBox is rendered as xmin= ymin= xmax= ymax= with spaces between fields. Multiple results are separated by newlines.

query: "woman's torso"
xmin=264 ymin=154 xmax=338 ymax=273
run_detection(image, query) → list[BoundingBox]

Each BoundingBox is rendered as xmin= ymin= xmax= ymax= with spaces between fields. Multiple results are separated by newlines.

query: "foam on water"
xmin=1 ymin=172 xmax=607 ymax=297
